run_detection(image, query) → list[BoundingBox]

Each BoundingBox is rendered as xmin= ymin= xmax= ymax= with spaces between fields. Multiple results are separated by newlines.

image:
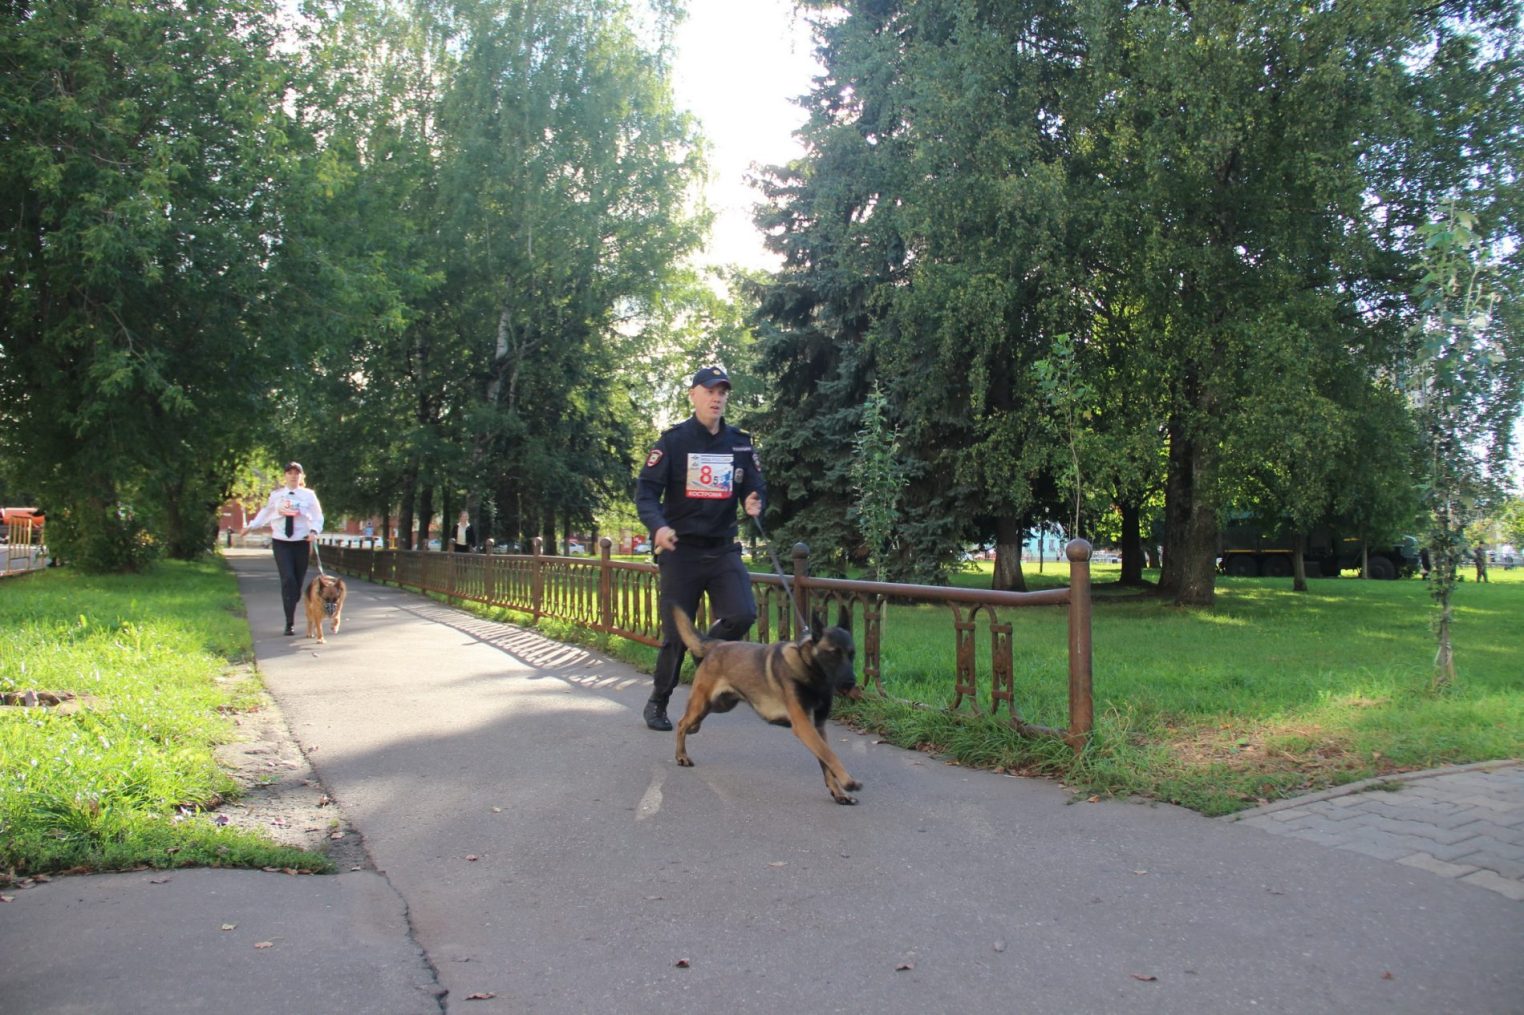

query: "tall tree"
xmin=1065 ymin=0 xmax=1521 ymax=604
xmin=1410 ymin=204 xmax=1517 ymax=688
xmin=1 ymin=0 xmax=303 ymax=569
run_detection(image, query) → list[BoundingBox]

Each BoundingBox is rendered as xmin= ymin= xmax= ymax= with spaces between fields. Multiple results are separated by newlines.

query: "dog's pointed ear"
xmin=810 ymin=611 xmax=825 ymax=642
xmin=836 ymin=605 xmax=851 ymax=631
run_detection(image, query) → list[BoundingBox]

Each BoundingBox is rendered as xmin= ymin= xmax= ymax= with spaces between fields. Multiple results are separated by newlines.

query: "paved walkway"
xmin=2 ymin=553 xmax=1520 ymax=1015
xmin=1225 ymin=762 xmax=1524 ymax=901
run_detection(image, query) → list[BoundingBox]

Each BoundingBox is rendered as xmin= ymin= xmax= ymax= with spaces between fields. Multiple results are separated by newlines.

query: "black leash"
xmin=752 ymin=515 xmax=809 ymax=638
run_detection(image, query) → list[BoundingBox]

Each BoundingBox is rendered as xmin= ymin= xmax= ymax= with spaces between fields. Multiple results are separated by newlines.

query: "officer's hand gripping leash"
xmin=751 ymin=515 xmax=810 ymax=638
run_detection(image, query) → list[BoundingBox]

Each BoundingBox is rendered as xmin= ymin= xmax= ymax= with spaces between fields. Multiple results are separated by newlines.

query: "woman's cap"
xmin=284 ymin=461 xmax=304 ymax=473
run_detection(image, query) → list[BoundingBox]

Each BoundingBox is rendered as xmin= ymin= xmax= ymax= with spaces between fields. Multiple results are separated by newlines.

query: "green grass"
xmin=0 ymin=562 xmax=331 ymax=880
xmin=841 ymin=561 xmax=1522 ymax=814
xmin=507 ymin=557 xmax=1524 ymax=815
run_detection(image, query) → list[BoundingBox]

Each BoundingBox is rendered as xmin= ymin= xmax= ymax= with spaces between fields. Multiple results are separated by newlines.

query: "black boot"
xmin=643 ymin=698 xmax=672 ymax=731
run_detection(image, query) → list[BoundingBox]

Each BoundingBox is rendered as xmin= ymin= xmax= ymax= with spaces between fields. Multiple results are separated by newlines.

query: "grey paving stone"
xmin=1343 ymin=814 xmax=1468 ymax=840
xmin=1343 ymin=832 xmax=1455 ymax=857
xmin=1228 ymin=761 xmax=1524 ymax=900
xmin=1451 ymin=853 xmax=1524 ymax=881
xmin=1236 ymin=815 xmax=1281 ymax=832
xmin=1396 ymin=852 xmax=1480 ymax=878
xmin=1455 ymin=794 xmax=1522 ymax=812
xmin=1426 ymin=807 xmax=1515 ymax=830
xmin=1459 ymin=869 xmax=1524 ymax=901
xmin=1340 ymin=839 xmax=1423 ymax=861
xmin=1282 ymin=828 xmax=1354 ymax=848
xmin=1423 ymin=836 xmax=1514 ymax=863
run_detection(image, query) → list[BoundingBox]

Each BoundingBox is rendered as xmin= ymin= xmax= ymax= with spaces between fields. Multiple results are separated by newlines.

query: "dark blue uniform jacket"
xmin=636 ymin=416 xmax=766 ymax=541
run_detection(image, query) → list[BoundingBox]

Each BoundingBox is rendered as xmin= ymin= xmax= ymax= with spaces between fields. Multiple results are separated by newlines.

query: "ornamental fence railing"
xmin=314 ymin=535 xmax=1094 ymax=749
xmin=2 ymin=517 xmax=48 ymax=578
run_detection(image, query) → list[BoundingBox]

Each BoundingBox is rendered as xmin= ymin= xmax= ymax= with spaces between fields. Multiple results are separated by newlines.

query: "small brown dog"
xmin=303 ymin=574 xmax=347 ymax=643
xmin=671 ymin=606 xmax=863 ymax=804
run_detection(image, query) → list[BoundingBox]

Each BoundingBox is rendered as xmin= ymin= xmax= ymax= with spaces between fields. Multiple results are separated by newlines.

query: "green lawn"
xmin=849 ymin=561 xmax=1523 ymax=813
xmin=0 ymin=562 xmax=330 ymax=879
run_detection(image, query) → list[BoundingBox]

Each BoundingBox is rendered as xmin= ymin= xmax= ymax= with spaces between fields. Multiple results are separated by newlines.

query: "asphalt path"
xmin=3 ymin=551 xmax=1519 ymax=1014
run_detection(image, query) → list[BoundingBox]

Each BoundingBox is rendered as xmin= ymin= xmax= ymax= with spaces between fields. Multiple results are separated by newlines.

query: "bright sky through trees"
xmin=671 ymin=0 xmax=819 ymax=270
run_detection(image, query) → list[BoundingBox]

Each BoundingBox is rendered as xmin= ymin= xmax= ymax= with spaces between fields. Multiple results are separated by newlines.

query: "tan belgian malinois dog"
xmin=671 ymin=606 xmax=864 ymax=804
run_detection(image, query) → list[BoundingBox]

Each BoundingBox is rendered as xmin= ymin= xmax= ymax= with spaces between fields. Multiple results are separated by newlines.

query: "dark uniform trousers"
xmin=271 ymin=538 xmax=311 ymax=627
xmin=651 ymin=539 xmax=757 ymax=705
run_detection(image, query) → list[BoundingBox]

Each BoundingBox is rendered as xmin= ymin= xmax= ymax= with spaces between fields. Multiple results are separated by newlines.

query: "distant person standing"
xmin=451 ymin=511 xmax=475 ymax=553
xmin=635 ymin=365 xmax=766 ymax=731
xmin=1474 ymin=545 xmax=1489 ymax=583
xmin=243 ymin=462 xmax=324 ymax=635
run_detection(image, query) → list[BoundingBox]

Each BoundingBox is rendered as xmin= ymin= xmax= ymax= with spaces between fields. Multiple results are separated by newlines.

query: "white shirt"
xmin=248 ymin=485 xmax=324 ymax=541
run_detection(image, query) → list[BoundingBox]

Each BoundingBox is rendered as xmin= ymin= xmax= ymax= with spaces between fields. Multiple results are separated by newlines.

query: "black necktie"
xmin=285 ymin=499 xmax=294 ymax=538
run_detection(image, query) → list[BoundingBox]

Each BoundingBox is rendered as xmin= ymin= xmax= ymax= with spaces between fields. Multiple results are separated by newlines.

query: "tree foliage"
xmin=1 ymin=0 xmax=301 ymax=569
xmin=753 ymin=0 xmax=1522 ymax=604
xmin=1409 ymin=204 xmax=1516 ymax=688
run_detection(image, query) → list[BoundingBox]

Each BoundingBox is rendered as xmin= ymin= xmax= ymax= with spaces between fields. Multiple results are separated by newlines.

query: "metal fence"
xmin=316 ymin=535 xmax=1094 ymax=749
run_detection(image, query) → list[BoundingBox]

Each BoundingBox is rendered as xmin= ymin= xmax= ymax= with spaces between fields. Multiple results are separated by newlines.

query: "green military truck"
xmin=1218 ymin=524 xmax=1420 ymax=580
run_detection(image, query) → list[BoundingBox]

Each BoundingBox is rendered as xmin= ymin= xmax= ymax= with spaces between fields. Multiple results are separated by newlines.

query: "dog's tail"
xmin=670 ymin=607 xmax=708 ymax=658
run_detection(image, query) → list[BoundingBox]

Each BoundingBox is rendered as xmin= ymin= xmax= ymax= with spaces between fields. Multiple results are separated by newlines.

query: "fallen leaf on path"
xmin=466 ymin=993 xmax=496 ymax=1000
xmin=896 ymin=962 xmax=915 ymax=971
xmin=148 ymin=877 xmax=171 ymax=884
xmin=675 ymin=959 xmax=691 ymax=968
xmin=993 ymin=941 xmax=1006 ymax=953
xmin=254 ymin=941 xmax=274 ymax=950
xmin=1381 ymin=971 xmax=1394 ymax=980
xmin=1087 ymin=795 xmax=1100 ymax=803
xmin=1130 ymin=973 xmax=1157 ymax=982
xmin=221 ymin=923 xmax=237 ymax=932
xmin=465 ymin=854 xmax=479 ymax=862
xmin=767 ymin=861 xmax=787 ymax=868
xmin=1 ymin=895 xmax=13 ymax=903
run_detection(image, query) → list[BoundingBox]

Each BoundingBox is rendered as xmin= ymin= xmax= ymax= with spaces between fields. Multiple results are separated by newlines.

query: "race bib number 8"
xmin=686 ymin=453 xmax=734 ymax=500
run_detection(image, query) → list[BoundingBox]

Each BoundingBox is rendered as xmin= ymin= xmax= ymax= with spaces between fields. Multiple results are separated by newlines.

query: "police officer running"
xmin=636 ymin=366 xmax=766 ymax=731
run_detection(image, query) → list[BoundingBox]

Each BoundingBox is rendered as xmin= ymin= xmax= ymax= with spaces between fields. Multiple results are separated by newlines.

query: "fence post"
xmin=532 ymin=536 xmax=545 ymax=621
xmin=1064 ymin=539 xmax=1094 ymax=752
xmin=598 ymin=537 xmax=613 ymax=633
xmin=790 ymin=542 xmax=810 ymax=639
xmin=484 ymin=540 xmax=497 ymax=605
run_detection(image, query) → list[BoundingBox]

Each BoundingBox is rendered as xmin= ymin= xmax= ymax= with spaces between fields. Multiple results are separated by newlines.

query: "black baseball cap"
xmin=284 ymin=461 xmax=304 ymax=473
xmin=690 ymin=366 xmax=731 ymax=389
